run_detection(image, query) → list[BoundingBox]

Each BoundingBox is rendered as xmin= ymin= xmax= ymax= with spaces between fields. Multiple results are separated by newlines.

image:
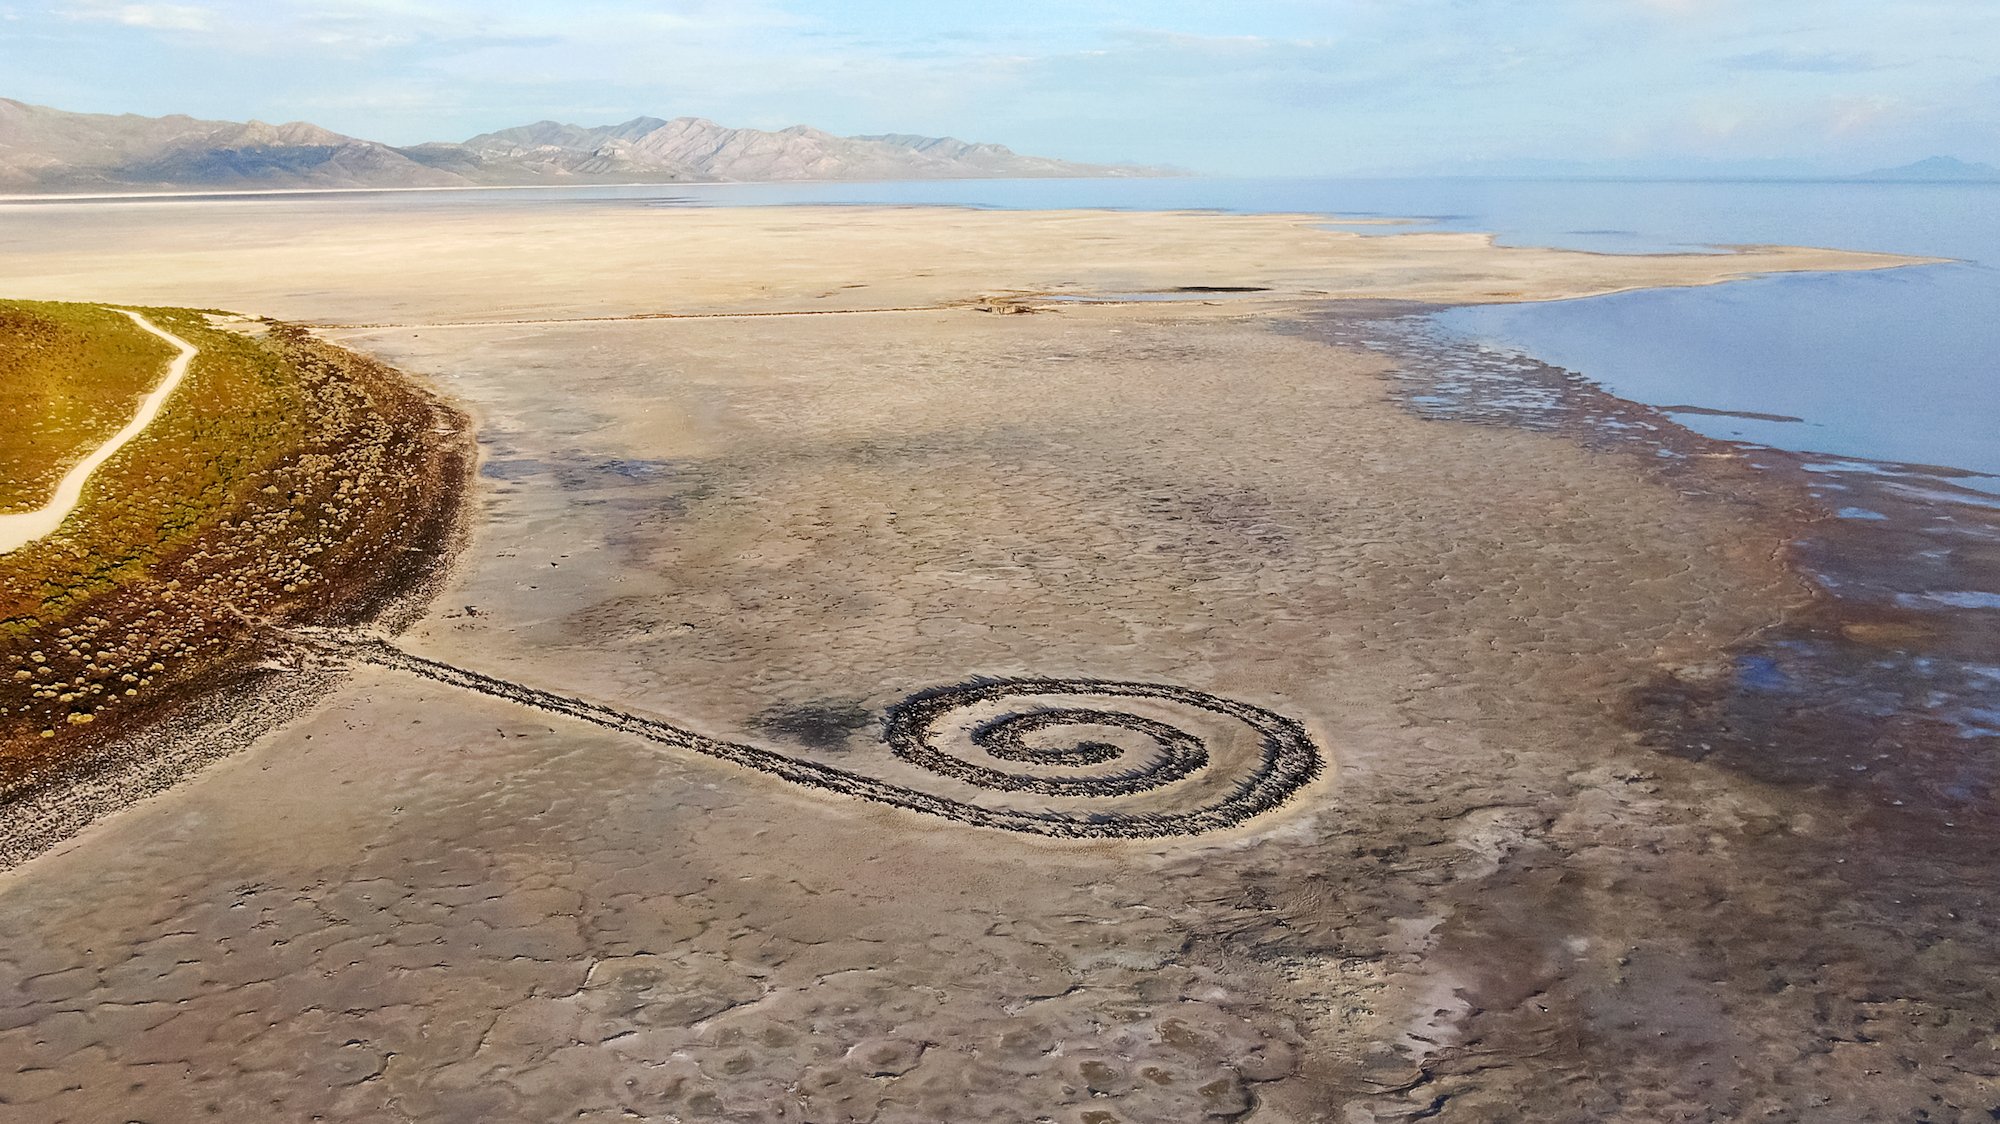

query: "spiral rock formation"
xmin=303 ymin=633 xmax=1324 ymax=839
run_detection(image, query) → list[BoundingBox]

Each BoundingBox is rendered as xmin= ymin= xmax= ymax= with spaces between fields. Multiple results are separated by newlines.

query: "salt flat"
xmin=0 ymin=200 xmax=1918 ymax=322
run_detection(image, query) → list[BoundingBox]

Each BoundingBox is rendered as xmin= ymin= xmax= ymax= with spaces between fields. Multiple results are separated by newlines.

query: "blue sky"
xmin=2 ymin=0 xmax=1997 ymax=174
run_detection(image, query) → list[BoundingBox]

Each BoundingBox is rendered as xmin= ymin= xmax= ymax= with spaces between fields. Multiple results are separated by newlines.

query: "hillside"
xmin=1854 ymin=156 xmax=2000 ymax=182
xmin=0 ymin=99 xmax=1155 ymax=193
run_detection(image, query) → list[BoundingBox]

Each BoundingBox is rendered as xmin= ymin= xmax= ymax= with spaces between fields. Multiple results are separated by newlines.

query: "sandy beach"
xmin=0 ymin=200 xmax=1989 ymax=1121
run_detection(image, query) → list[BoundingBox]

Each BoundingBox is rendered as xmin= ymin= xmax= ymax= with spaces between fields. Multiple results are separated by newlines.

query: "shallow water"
xmin=1432 ymin=265 xmax=1999 ymax=489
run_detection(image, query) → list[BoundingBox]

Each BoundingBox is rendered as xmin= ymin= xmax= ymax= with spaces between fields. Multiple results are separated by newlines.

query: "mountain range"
xmin=0 ymin=99 xmax=1159 ymax=193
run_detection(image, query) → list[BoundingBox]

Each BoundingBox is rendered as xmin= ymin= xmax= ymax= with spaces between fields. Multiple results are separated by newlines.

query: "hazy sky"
xmin=3 ymin=0 xmax=1997 ymax=174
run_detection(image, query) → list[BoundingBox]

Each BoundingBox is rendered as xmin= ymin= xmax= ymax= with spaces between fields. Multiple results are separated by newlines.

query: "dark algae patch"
xmin=1656 ymin=403 xmax=1806 ymax=424
xmin=0 ymin=305 xmax=471 ymax=846
xmin=749 ymin=698 xmax=875 ymax=751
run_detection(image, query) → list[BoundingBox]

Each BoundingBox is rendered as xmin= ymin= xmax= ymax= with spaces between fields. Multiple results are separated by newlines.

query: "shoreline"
xmin=1308 ymin=300 xmax=1999 ymax=835
xmin=0 ymin=200 xmax=1935 ymax=324
xmin=0 ymin=202 xmax=1992 ymax=1118
xmin=13 ymin=297 xmax=1982 ymax=871
xmin=0 ymin=174 xmax=1176 ymax=205
xmin=0 ymin=323 xmax=477 ymax=869
xmin=1281 ymin=301 xmax=2000 ymax=1112
xmin=0 ymin=213 xmax=1969 ymax=865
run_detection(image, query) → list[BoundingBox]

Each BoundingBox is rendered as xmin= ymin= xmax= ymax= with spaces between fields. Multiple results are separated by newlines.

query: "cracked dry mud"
xmin=0 ymin=204 xmax=1989 ymax=1122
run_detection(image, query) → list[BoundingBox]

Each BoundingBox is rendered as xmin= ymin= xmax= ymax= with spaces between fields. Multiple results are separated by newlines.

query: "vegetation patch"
xmin=0 ymin=301 xmax=178 ymax=512
xmin=0 ymin=301 xmax=470 ymax=800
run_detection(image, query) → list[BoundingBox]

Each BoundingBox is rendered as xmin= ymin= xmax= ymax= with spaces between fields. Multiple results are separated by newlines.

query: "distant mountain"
xmin=442 ymin=115 xmax=1135 ymax=184
xmin=1852 ymin=156 xmax=2000 ymax=182
xmin=0 ymin=100 xmax=459 ymax=191
xmin=1391 ymin=156 xmax=1837 ymax=180
xmin=0 ymin=99 xmax=1160 ymax=194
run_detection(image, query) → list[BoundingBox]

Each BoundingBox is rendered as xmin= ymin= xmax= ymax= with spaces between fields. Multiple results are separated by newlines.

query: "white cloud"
xmin=62 ymin=2 xmax=213 ymax=30
xmin=13 ymin=0 xmax=2000 ymax=172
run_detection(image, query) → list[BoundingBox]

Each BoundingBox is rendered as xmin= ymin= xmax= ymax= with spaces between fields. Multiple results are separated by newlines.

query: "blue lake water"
xmin=1432 ymin=265 xmax=1997 ymax=484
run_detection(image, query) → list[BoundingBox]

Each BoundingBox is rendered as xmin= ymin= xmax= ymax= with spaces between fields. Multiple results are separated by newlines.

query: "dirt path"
xmin=0 ymin=309 xmax=196 ymax=554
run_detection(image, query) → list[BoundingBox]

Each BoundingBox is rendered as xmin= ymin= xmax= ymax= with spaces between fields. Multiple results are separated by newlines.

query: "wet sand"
xmin=0 ymin=202 xmax=1990 ymax=1121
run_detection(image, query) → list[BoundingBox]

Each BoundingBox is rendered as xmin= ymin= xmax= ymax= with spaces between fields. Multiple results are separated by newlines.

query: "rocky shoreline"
xmin=0 ymin=321 xmax=473 ymax=867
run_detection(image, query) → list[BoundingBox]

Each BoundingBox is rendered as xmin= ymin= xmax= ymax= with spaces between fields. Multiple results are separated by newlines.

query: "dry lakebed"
xmin=0 ymin=200 xmax=1991 ymax=1122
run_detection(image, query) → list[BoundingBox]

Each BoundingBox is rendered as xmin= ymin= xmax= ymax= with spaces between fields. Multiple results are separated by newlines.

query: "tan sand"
xmin=0 ymin=200 xmax=1983 ymax=1121
xmin=0 ymin=201 xmax=1926 ymax=324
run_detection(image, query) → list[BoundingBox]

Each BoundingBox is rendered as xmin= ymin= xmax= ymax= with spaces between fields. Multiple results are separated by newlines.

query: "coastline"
xmin=1308 ymin=297 xmax=1998 ymax=823
xmin=0 ymin=201 xmax=1990 ymax=1119
xmin=0 ymin=173 xmax=1187 ymax=206
xmin=1291 ymin=300 xmax=2000 ymax=1112
xmin=0 ymin=203 xmax=1931 ymax=324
